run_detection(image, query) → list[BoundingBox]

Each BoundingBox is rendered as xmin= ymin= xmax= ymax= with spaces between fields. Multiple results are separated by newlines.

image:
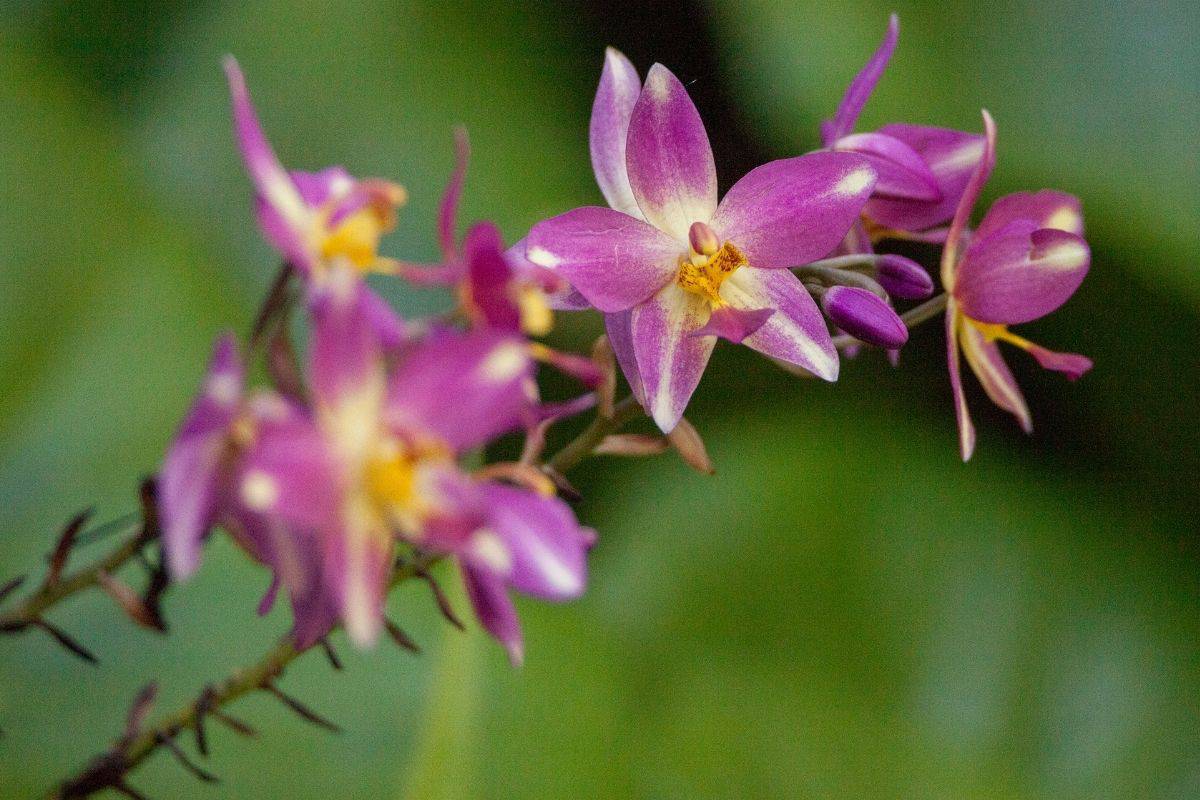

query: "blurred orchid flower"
xmin=943 ymin=111 xmax=1092 ymax=460
xmin=528 ymin=52 xmax=876 ymax=431
xmin=159 ymin=335 xmax=340 ymax=646
xmin=234 ymin=267 xmax=591 ymax=661
xmin=224 ymin=58 xmax=407 ymax=284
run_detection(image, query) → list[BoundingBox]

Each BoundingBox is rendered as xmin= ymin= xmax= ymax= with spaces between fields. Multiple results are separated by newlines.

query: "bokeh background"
xmin=1 ymin=1 xmax=1197 ymax=797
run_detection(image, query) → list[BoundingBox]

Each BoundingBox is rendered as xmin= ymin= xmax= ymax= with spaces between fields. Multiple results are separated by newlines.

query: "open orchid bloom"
xmin=528 ymin=52 xmax=876 ymax=431
xmin=227 ymin=265 xmax=591 ymax=661
xmin=823 ymin=14 xmax=986 ymax=241
xmin=225 ymin=58 xmax=407 ymax=285
xmin=942 ymin=111 xmax=1092 ymax=460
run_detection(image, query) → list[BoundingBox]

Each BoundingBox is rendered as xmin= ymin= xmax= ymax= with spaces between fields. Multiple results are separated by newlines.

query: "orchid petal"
xmin=876 ymin=254 xmax=934 ymax=300
xmin=505 ymin=238 xmax=591 ymax=311
xmin=825 ymin=13 xmax=898 ymax=142
xmin=479 ymin=482 xmax=591 ymax=600
xmin=975 ymin=190 xmax=1084 ymax=240
xmin=692 ymin=305 xmax=774 ymax=343
xmin=718 ymin=268 xmax=839 ymax=380
xmin=325 ymin=515 xmax=391 ymax=647
xmin=227 ymin=510 xmax=336 ymax=648
xmin=941 ymin=110 xmax=997 ymax=290
xmin=386 ymin=330 xmax=533 ymax=452
xmin=360 ymin=285 xmax=408 ymax=350
xmin=462 ymin=565 xmax=524 ymax=666
xmin=625 ymin=64 xmax=718 ymax=240
xmin=235 ymin=409 xmax=342 ymax=533
xmin=438 ymin=129 xmax=470 ymax=260
xmin=160 ymin=334 xmax=244 ymax=579
xmin=954 ymin=225 xmax=1090 ymax=325
xmin=1027 ymin=343 xmax=1093 ymax=380
xmin=959 ymin=322 xmax=1032 ymax=433
xmin=711 ymin=152 xmax=876 ymax=269
xmin=465 ymin=221 xmax=522 ymax=332
xmin=590 ymin=47 xmax=642 ymax=217
xmin=946 ymin=302 xmax=976 ymax=461
xmin=223 ymin=57 xmax=313 ymax=271
xmin=308 ymin=266 xmax=387 ymax=412
xmin=631 ymin=284 xmax=716 ymax=432
xmin=286 ymin=542 xmax=339 ymax=649
xmin=866 ymin=124 xmax=987 ymax=234
xmin=526 ymin=206 xmax=680 ymax=312
xmin=605 ymin=310 xmax=645 ymax=404
xmin=834 ymin=132 xmax=940 ymax=201
xmin=290 ymin=167 xmax=355 ymax=207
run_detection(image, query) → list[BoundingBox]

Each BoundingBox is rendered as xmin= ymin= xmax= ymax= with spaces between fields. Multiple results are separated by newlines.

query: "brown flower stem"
xmin=0 ymin=517 xmax=152 ymax=636
xmin=43 ymin=397 xmax=646 ymax=799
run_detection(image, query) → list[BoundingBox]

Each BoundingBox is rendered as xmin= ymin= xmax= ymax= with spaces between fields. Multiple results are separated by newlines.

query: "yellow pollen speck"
xmin=677 ymin=241 xmax=747 ymax=305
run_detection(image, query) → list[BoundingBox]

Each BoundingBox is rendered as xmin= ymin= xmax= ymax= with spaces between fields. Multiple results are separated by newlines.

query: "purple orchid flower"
xmin=236 ymin=267 xmax=592 ymax=661
xmin=225 ymin=58 xmax=408 ymax=300
xmin=942 ymin=111 xmax=1092 ymax=460
xmin=526 ymin=51 xmax=877 ymax=431
xmin=823 ymin=14 xmax=987 ymax=241
xmin=160 ymin=335 xmax=340 ymax=646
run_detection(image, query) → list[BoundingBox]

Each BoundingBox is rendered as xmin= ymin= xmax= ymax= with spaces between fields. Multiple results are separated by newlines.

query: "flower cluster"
xmin=161 ymin=15 xmax=1091 ymax=664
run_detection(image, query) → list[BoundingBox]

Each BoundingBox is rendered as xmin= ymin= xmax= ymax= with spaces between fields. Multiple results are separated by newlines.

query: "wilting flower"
xmin=943 ymin=111 xmax=1092 ymax=460
xmin=527 ymin=52 xmax=876 ymax=431
xmin=822 ymin=14 xmax=986 ymax=242
xmin=224 ymin=57 xmax=407 ymax=343
xmin=235 ymin=268 xmax=592 ymax=661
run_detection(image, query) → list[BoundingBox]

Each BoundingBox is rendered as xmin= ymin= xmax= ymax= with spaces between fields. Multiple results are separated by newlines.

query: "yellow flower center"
xmin=316 ymin=179 xmax=406 ymax=273
xmin=362 ymin=437 xmax=453 ymax=537
xmin=320 ymin=208 xmax=388 ymax=270
xmin=676 ymin=241 xmax=747 ymax=306
xmin=967 ymin=319 xmax=1036 ymax=353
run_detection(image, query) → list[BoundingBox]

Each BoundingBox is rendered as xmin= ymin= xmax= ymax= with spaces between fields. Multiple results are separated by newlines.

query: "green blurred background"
xmin=1 ymin=1 xmax=1197 ymax=797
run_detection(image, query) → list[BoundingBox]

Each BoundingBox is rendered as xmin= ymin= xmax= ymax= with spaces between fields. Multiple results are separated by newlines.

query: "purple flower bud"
xmin=875 ymin=254 xmax=934 ymax=300
xmin=821 ymin=285 xmax=908 ymax=349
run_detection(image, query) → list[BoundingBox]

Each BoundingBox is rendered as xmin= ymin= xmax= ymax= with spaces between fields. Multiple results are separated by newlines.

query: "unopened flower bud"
xmin=874 ymin=254 xmax=934 ymax=300
xmin=821 ymin=285 xmax=908 ymax=349
xmin=688 ymin=221 xmax=720 ymax=257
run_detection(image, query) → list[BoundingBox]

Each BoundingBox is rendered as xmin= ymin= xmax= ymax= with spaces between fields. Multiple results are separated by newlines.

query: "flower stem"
xmin=546 ymin=395 xmax=643 ymax=475
xmin=0 ymin=515 xmax=154 ymax=638
xmin=43 ymin=397 xmax=645 ymax=799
